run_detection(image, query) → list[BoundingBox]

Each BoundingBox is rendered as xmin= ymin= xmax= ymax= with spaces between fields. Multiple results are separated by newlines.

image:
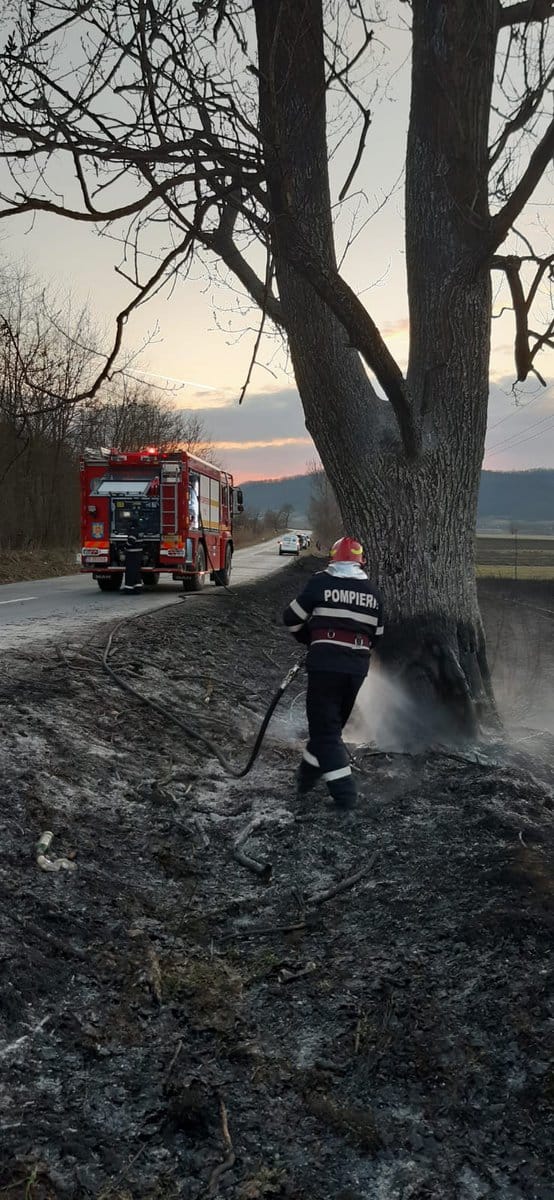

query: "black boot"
xmin=296 ymin=760 xmax=322 ymax=797
xmin=327 ymin=775 xmax=357 ymax=812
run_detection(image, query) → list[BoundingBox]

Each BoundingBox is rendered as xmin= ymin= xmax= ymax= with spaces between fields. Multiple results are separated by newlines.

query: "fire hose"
xmin=102 ymin=615 xmax=304 ymax=778
xmin=103 ymin=517 xmax=301 ymax=777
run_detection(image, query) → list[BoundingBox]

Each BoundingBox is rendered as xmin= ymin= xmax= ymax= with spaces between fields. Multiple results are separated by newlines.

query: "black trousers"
xmin=124 ymin=548 xmax=143 ymax=589
xmin=299 ymin=670 xmax=364 ymax=806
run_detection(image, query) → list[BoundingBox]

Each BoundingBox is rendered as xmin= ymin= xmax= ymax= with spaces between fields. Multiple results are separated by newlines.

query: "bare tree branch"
xmin=491 ymin=255 xmax=533 ymax=379
xmin=0 ymin=172 xmax=208 ymax=224
xmin=237 ymin=247 xmax=274 ymax=404
xmin=526 ymin=253 xmax=554 ymax=310
xmin=489 ymin=65 xmax=554 ymax=166
xmin=530 ymin=318 xmax=554 ymax=358
xmin=205 ymin=214 xmax=284 ymax=326
xmin=490 ymin=116 xmax=554 ymax=245
xmin=275 ymin=215 xmax=418 ymax=457
xmin=497 ymin=0 xmax=554 ymax=28
xmin=491 ymin=251 xmax=554 ymax=381
xmin=2 ymin=234 xmax=193 ymax=416
xmin=338 ymin=108 xmax=371 ymax=203
xmin=323 ymin=24 xmax=375 ymax=202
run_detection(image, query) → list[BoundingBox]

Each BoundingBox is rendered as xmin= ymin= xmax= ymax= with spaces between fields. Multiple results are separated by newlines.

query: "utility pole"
xmin=510 ymin=522 xmax=519 ymax=581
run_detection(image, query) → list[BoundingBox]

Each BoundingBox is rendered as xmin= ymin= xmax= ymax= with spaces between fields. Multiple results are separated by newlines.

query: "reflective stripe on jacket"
xmin=283 ymin=567 xmax=384 ymax=676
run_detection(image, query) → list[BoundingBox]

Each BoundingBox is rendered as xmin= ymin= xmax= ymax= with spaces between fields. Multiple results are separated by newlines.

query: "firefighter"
xmin=188 ymin=478 xmax=200 ymax=530
xmin=123 ymin=525 xmax=144 ymax=593
xmin=283 ymin=537 xmax=383 ymax=810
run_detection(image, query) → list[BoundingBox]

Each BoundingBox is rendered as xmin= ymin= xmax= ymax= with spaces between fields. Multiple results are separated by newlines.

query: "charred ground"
xmin=0 ymin=562 xmax=553 ymax=1200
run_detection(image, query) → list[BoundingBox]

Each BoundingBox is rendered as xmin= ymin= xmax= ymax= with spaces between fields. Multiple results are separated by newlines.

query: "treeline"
xmin=306 ymin=462 xmax=342 ymax=549
xmin=0 ymin=265 xmax=213 ymax=549
xmin=234 ymin=504 xmax=293 ymax=546
xmin=241 ymin=462 xmax=344 ymax=550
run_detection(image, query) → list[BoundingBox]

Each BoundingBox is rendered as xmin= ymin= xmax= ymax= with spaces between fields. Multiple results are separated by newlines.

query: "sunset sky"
xmin=1 ymin=10 xmax=552 ymax=483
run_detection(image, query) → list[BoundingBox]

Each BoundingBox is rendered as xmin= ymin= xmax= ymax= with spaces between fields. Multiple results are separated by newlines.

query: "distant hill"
xmin=242 ymin=473 xmax=314 ymax=524
xmin=477 ymin=469 xmax=553 ymax=526
xmin=241 ymin=469 xmax=554 ymax=531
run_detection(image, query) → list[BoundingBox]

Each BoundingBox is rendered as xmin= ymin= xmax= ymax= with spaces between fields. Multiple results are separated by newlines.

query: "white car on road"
xmin=279 ymin=533 xmax=301 ymax=556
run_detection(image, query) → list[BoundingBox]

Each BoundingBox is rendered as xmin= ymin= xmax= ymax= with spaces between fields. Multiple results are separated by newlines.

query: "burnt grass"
xmin=0 ymin=562 xmax=553 ymax=1200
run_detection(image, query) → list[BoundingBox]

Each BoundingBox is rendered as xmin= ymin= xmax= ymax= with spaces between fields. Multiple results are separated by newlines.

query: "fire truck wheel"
xmin=142 ymin=573 xmax=160 ymax=587
xmin=96 ymin=574 xmax=123 ymax=592
xmin=215 ymin=546 xmax=233 ymax=587
xmin=182 ymin=545 xmax=208 ymax=592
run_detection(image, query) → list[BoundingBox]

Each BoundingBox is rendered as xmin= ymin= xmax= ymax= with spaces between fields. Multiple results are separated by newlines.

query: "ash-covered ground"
xmin=0 ymin=563 xmax=552 ymax=1200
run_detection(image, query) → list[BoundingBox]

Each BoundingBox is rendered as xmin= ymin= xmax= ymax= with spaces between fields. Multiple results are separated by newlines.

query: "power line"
xmin=489 ymin=422 xmax=554 ymax=454
xmin=486 ymin=409 xmax=554 ymax=451
xmin=486 ymin=411 xmax=554 ymax=454
xmin=487 ymin=391 xmax=542 ymax=433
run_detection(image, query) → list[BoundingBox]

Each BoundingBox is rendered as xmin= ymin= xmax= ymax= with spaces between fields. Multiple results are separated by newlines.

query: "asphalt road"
xmin=0 ymin=538 xmax=298 ymax=651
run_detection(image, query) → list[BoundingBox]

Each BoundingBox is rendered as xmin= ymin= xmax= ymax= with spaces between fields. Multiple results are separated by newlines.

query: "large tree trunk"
xmin=254 ymin=0 xmax=500 ymax=743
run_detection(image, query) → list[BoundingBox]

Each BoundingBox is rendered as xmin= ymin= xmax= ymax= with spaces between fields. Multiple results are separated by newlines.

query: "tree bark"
xmin=254 ymin=0 xmax=501 ymax=742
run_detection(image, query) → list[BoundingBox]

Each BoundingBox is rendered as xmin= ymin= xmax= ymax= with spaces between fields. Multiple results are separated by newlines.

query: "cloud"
xmin=179 ymin=386 xmax=315 ymax=480
xmin=180 ymin=387 xmax=309 ymax=444
xmin=381 ymin=317 xmax=410 ymax=338
xmin=180 ymin=374 xmax=554 ymax=482
xmin=213 ymin=437 xmax=312 ymax=451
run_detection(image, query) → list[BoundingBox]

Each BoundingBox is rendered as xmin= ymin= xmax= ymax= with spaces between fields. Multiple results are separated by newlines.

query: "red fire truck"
xmin=79 ymin=447 xmax=243 ymax=592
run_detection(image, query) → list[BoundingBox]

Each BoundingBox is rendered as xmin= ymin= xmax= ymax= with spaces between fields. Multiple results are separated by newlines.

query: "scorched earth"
xmin=0 ymin=561 xmax=553 ymax=1200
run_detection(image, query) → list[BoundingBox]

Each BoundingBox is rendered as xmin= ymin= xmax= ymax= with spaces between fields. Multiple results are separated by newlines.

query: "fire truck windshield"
xmin=94 ymin=479 xmax=152 ymax=497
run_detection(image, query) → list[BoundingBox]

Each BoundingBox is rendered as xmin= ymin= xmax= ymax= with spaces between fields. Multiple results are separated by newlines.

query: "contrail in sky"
xmin=127 ymin=368 xmax=222 ymax=390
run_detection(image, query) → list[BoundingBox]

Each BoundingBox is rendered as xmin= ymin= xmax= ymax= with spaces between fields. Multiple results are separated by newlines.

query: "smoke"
xmin=273 ymin=586 xmax=554 ymax=754
xmin=273 ymin=668 xmax=420 ymax=752
xmin=272 ymin=690 xmax=307 ymax=746
xmin=344 ymin=668 xmax=420 ymax=751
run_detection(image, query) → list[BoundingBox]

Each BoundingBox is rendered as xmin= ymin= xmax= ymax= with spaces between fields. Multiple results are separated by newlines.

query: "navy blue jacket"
xmin=124 ymin=533 xmax=144 ymax=558
xmin=283 ymin=566 xmax=384 ymax=676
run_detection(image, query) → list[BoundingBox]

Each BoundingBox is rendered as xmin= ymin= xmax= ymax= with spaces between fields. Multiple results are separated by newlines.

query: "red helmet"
xmin=329 ymin=537 xmax=365 ymax=564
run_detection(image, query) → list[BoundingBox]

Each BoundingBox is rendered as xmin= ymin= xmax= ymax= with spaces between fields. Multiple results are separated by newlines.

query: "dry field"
xmin=476 ymin=534 xmax=554 ymax=580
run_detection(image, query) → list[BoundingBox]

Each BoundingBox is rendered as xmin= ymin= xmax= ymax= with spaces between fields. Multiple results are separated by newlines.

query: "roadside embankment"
xmin=0 ymin=546 xmax=79 ymax=585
